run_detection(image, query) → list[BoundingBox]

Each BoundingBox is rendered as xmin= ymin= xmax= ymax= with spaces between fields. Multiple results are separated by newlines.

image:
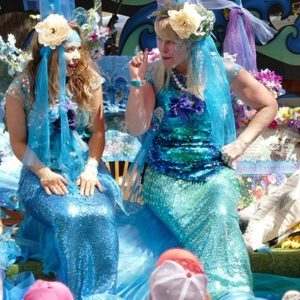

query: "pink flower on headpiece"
xmin=89 ymin=32 xmax=99 ymax=41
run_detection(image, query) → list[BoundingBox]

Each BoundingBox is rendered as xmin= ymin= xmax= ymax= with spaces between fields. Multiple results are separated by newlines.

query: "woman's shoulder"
xmin=90 ymin=70 xmax=104 ymax=91
xmin=6 ymin=72 xmax=31 ymax=101
xmin=222 ymin=55 xmax=243 ymax=83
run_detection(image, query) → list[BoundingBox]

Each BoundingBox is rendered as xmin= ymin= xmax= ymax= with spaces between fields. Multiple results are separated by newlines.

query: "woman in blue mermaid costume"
xmin=125 ymin=1 xmax=278 ymax=299
xmin=4 ymin=15 xmax=121 ymax=299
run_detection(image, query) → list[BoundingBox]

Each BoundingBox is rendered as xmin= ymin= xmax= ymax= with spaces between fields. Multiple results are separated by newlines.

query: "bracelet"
xmin=235 ymin=139 xmax=247 ymax=152
xmin=84 ymin=158 xmax=98 ymax=175
xmin=84 ymin=165 xmax=98 ymax=175
xmin=86 ymin=158 xmax=99 ymax=168
xmin=130 ymin=79 xmax=146 ymax=87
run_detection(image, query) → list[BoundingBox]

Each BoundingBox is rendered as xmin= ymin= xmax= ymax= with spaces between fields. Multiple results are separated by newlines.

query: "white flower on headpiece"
xmin=168 ymin=3 xmax=201 ymax=39
xmin=167 ymin=3 xmax=215 ymax=40
xmin=35 ymin=14 xmax=72 ymax=49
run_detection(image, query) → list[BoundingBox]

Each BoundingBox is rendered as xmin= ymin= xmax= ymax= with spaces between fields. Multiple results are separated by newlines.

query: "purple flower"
xmin=53 ymin=101 xmax=77 ymax=132
xmin=251 ymin=180 xmax=257 ymax=189
xmin=90 ymin=32 xmax=99 ymax=41
xmin=233 ymin=101 xmax=246 ymax=129
xmin=288 ymin=119 xmax=300 ymax=131
xmin=168 ymin=94 xmax=205 ymax=121
xmin=275 ymin=173 xmax=286 ymax=185
xmin=251 ymin=69 xmax=286 ymax=98
xmin=67 ymin=109 xmax=77 ymax=130
xmin=260 ymin=180 xmax=267 ymax=189
xmin=61 ymin=100 xmax=78 ymax=112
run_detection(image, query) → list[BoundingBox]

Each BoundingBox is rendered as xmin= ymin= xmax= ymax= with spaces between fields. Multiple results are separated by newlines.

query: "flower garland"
xmin=238 ymin=173 xmax=287 ymax=209
xmin=250 ymin=69 xmax=286 ymax=99
xmin=235 ymin=105 xmax=300 ymax=133
xmin=233 ymin=68 xmax=289 ymax=131
xmin=270 ymin=106 xmax=300 ymax=132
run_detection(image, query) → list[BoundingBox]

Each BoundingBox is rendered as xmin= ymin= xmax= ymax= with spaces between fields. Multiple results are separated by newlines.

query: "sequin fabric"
xmin=143 ymin=63 xmax=254 ymax=299
xmin=17 ymin=165 xmax=120 ymax=299
xmin=6 ymin=74 xmax=121 ymax=299
xmin=147 ymin=81 xmax=224 ymax=181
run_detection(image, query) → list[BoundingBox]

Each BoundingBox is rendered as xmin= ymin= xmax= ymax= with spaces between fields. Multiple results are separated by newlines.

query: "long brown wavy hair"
xmin=26 ymin=22 xmax=99 ymax=112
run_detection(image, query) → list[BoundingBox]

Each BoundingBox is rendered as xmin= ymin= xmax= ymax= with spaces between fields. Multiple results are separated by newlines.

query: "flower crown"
xmin=152 ymin=1 xmax=215 ymax=40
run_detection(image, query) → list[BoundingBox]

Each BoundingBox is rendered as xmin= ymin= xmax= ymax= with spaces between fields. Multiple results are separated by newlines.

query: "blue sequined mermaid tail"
xmin=16 ymin=164 xmax=121 ymax=299
xmin=2 ymin=71 xmax=124 ymax=299
xmin=143 ymin=167 xmax=253 ymax=299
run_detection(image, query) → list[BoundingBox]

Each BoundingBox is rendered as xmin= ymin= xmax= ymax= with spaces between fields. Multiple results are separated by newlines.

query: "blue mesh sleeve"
xmin=222 ymin=58 xmax=243 ymax=83
xmin=91 ymin=73 xmax=105 ymax=91
xmin=5 ymin=73 xmax=31 ymax=108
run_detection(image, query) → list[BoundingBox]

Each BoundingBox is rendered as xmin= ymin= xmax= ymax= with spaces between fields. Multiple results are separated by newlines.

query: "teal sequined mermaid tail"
xmin=135 ymin=63 xmax=257 ymax=299
xmin=143 ymin=167 xmax=253 ymax=299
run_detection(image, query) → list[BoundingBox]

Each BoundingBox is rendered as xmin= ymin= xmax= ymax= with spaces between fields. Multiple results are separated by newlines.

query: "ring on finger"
xmin=221 ymin=153 xmax=228 ymax=161
xmin=90 ymin=187 xmax=95 ymax=195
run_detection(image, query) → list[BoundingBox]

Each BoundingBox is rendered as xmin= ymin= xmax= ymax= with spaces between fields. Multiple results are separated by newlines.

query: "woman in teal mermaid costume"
xmin=126 ymin=1 xmax=278 ymax=299
xmin=4 ymin=15 xmax=121 ymax=299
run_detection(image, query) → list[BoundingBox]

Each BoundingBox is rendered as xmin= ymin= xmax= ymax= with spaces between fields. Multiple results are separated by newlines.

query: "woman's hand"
xmin=221 ymin=139 xmax=247 ymax=167
xmin=37 ymin=167 xmax=69 ymax=195
xmin=129 ymin=50 xmax=149 ymax=80
xmin=77 ymin=168 xmax=103 ymax=196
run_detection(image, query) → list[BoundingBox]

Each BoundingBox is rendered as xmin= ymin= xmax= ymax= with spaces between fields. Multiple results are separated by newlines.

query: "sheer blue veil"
xmin=190 ymin=36 xmax=236 ymax=147
xmin=189 ymin=0 xmax=276 ymax=45
xmin=23 ymin=0 xmax=85 ymax=184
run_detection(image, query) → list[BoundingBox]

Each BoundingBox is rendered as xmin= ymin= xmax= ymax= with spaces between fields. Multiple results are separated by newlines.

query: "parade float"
xmin=0 ymin=0 xmax=299 ymax=298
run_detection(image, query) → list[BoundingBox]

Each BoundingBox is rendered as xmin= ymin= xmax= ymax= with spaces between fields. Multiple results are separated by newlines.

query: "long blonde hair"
xmin=154 ymin=18 xmax=203 ymax=98
xmin=26 ymin=22 xmax=99 ymax=112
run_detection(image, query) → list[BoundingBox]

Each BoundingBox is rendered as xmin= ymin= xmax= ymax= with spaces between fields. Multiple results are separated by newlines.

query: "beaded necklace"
xmin=170 ymin=69 xmax=189 ymax=93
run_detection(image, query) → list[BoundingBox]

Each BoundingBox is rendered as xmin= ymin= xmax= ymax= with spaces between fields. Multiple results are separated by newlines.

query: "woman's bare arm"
xmin=222 ymin=69 xmax=278 ymax=161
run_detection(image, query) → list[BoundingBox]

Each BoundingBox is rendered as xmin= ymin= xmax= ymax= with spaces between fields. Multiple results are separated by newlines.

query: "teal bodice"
xmin=146 ymin=59 xmax=242 ymax=181
xmin=148 ymin=78 xmax=224 ymax=181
